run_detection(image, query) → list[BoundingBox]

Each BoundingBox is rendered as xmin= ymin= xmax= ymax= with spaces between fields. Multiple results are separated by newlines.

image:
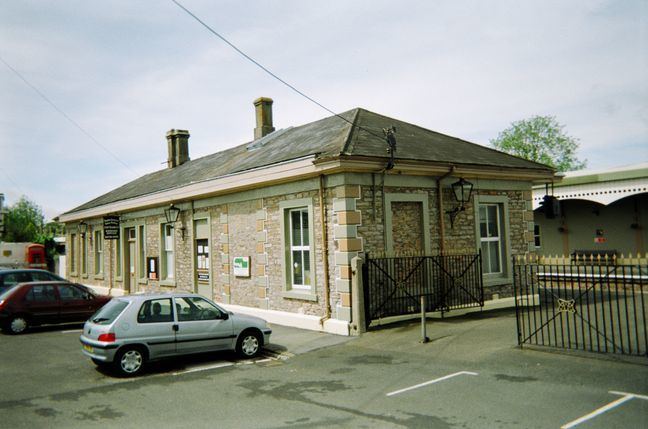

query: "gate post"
xmin=420 ymin=295 xmax=429 ymax=343
xmin=350 ymin=256 xmax=366 ymax=335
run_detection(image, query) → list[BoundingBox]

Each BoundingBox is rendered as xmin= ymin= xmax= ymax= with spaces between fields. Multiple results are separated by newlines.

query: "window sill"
xmin=282 ymin=290 xmax=317 ymax=302
xmin=159 ymin=280 xmax=176 ymax=287
xmin=138 ymin=279 xmax=148 ymax=285
xmin=93 ymin=274 xmax=104 ymax=280
xmin=81 ymin=274 xmax=89 ymax=279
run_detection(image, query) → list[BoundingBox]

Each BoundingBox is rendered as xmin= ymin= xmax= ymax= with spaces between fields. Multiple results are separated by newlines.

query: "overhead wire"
xmin=0 ymin=54 xmax=139 ymax=178
xmin=170 ymin=0 xmax=387 ymax=142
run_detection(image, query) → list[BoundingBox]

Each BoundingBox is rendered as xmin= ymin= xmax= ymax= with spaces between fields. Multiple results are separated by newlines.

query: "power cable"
xmin=0 ymin=55 xmax=139 ymax=178
xmin=170 ymin=0 xmax=386 ymax=142
xmin=0 ymin=166 xmax=27 ymax=196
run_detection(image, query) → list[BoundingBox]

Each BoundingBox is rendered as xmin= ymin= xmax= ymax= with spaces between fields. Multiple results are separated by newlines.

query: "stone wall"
xmin=65 ymin=176 xmax=534 ymax=318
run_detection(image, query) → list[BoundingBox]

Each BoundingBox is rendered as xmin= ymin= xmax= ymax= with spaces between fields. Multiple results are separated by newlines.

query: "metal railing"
xmin=514 ymin=257 xmax=647 ymax=357
xmin=363 ymin=253 xmax=483 ymax=327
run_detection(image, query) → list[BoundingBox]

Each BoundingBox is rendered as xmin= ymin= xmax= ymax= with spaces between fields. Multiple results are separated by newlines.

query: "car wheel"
xmin=114 ymin=347 xmax=145 ymax=376
xmin=6 ymin=316 xmax=28 ymax=335
xmin=236 ymin=330 xmax=261 ymax=358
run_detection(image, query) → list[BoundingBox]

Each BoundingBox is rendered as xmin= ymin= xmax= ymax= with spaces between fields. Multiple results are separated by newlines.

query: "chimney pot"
xmin=253 ymin=97 xmax=275 ymax=140
xmin=166 ymin=129 xmax=190 ymax=168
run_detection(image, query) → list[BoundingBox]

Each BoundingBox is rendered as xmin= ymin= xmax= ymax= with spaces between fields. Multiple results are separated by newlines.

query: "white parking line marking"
xmin=609 ymin=391 xmax=648 ymax=401
xmin=173 ymin=362 xmax=234 ymax=375
xmin=386 ymin=371 xmax=478 ymax=397
xmin=561 ymin=391 xmax=648 ymax=428
xmin=61 ymin=329 xmax=83 ymax=334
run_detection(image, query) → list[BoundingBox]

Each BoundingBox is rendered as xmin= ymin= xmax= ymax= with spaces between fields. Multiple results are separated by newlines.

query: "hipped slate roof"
xmin=65 ymin=108 xmax=552 ymax=214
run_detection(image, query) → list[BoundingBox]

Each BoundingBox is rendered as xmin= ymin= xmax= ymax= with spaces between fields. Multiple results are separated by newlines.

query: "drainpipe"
xmin=319 ymin=175 xmax=332 ymax=324
xmin=437 ymin=166 xmax=456 ymax=255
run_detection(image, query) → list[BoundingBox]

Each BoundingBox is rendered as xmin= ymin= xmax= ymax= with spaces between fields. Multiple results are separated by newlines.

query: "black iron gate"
xmin=362 ymin=253 xmax=483 ymax=329
xmin=514 ymin=259 xmax=647 ymax=357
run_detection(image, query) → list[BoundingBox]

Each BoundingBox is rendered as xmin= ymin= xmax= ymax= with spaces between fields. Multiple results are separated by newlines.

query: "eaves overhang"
xmin=59 ymin=155 xmax=319 ymax=223
xmin=316 ymin=155 xmax=557 ymax=182
xmin=59 ymin=154 xmax=556 ymax=223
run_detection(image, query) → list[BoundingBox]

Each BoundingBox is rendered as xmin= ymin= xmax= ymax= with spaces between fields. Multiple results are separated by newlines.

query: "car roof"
xmin=0 ymin=268 xmax=59 ymax=274
xmin=113 ymin=292 xmax=205 ymax=302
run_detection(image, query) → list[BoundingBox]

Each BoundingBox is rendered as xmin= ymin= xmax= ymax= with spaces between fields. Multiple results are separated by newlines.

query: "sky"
xmin=1 ymin=0 xmax=646 ymax=220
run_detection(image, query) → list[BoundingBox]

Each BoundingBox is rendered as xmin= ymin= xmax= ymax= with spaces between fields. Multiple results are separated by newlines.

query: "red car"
xmin=0 ymin=281 xmax=111 ymax=334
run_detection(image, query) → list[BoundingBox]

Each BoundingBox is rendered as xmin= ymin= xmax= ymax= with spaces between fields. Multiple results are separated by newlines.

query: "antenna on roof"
xmin=383 ymin=126 xmax=397 ymax=170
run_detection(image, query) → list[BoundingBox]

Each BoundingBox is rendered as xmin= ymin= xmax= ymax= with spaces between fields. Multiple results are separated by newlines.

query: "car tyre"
xmin=6 ymin=315 xmax=28 ymax=335
xmin=236 ymin=330 xmax=261 ymax=358
xmin=114 ymin=346 xmax=145 ymax=377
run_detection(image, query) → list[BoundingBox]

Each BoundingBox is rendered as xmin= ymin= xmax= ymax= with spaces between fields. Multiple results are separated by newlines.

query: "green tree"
xmin=2 ymin=196 xmax=44 ymax=242
xmin=490 ymin=116 xmax=586 ymax=172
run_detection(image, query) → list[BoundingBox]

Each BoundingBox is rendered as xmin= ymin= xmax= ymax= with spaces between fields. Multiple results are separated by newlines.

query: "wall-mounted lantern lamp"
xmin=164 ymin=204 xmax=186 ymax=240
xmin=78 ymin=221 xmax=88 ymax=235
xmin=446 ymin=177 xmax=474 ymax=228
xmin=164 ymin=204 xmax=181 ymax=223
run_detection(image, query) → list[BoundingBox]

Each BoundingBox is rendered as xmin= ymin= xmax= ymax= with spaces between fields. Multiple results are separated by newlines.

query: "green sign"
xmin=233 ymin=256 xmax=250 ymax=277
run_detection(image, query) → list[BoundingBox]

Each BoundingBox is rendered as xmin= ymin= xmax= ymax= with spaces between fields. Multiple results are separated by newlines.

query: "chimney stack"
xmin=166 ymin=129 xmax=190 ymax=168
xmin=253 ymin=97 xmax=275 ymax=140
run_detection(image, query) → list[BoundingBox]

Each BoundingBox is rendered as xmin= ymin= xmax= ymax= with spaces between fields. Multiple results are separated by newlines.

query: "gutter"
xmin=437 ymin=166 xmax=456 ymax=255
xmin=318 ymin=174 xmax=332 ymax=325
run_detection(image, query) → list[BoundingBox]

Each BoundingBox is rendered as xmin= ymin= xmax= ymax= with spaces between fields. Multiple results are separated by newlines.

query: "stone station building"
xmin=59 ymin=98 xmax=555 ymax=335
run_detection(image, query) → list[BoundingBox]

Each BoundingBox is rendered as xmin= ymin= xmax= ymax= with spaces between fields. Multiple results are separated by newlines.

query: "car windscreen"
xmin=76 ymin=284 xmax=97 ymax=297
xmin=89 ymin=299 xmax=129 ymax=325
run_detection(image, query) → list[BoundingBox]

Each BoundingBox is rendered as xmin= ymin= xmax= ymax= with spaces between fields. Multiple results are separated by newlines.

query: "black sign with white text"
xmin=103 ymin=216 xmax=120 ymax=240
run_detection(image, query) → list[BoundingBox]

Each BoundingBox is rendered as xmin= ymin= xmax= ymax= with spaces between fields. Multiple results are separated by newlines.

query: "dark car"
xmin=0 ymin=268 xmax=65 ymax=293
xmin=0 ymin=281 xmax=111 ymax=334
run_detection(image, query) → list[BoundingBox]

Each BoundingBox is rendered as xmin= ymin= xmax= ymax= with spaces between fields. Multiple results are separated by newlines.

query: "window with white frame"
xmin=288 ymin=207 xmax=311 ymax=288
xmin=94 ymin=230 xmax=103 ymax=275
xmin=279 ymin=199 xmax=316 ymax=299
xmin=161 ymin=224 xmax=175 ymax=281
xmin=479 ymin=204 xmax=504 ymax=274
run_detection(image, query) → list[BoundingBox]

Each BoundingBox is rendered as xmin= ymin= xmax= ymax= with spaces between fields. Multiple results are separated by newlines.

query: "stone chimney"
xmin=253 ymin=97 xmax=275 ymax=140
xmin=166 ymin=129 xmax=190 ymax=168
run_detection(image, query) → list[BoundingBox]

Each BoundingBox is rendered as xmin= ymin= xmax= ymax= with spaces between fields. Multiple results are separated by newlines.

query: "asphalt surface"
xmin=0 ymin=309 xmax=646 ymax=428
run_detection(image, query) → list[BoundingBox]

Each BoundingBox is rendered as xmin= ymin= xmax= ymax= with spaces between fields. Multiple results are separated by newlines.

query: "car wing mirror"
xmin=221 ymin=312 xmax=229 ymax=320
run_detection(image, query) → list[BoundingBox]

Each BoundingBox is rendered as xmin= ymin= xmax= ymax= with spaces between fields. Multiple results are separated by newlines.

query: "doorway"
xmin=124 ymin=227 xmax=137 ymax=293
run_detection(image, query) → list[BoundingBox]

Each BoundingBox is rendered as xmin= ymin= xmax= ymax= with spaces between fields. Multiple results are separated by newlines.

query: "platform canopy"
xmin=532 ymin=162 xmax=648 ymax=209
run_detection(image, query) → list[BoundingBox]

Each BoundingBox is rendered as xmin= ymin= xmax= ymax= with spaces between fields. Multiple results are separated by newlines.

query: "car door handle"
xmin=172 ymin=324 xmax=179 ymax=332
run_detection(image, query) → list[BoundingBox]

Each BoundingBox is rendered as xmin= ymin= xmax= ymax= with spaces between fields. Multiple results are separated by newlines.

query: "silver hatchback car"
xmin=80 ymin=293 xmax=271 ymax=376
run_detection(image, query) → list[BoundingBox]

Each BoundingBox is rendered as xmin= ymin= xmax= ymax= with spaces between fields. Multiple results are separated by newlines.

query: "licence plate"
xmin=83 ymin=344 xmax=94 ymax=353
